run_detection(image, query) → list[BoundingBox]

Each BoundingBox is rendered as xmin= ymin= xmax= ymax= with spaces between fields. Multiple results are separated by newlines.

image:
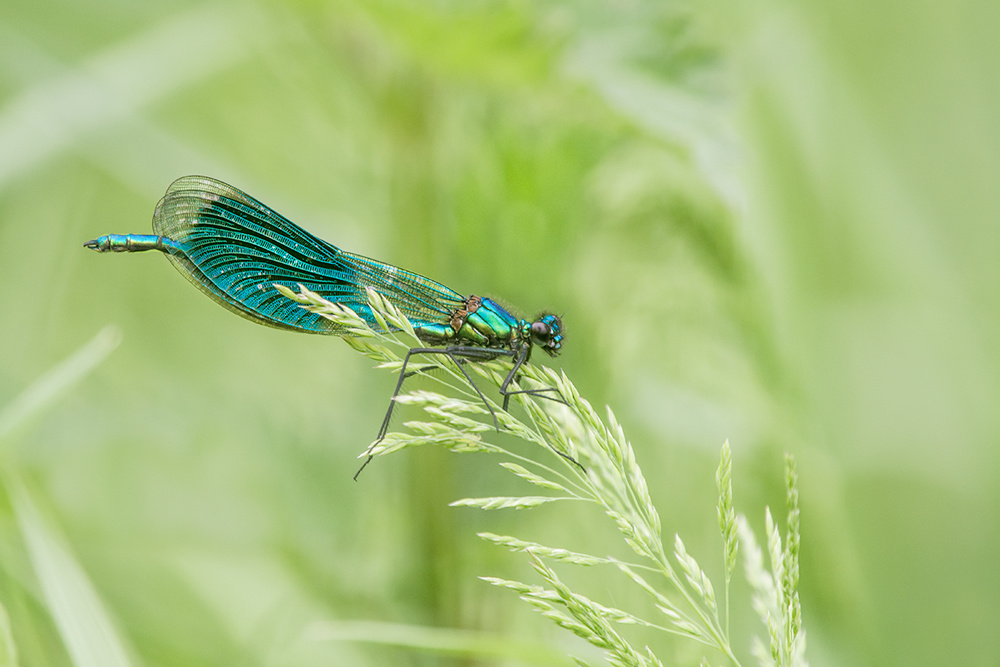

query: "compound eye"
xmin=530 ymin=314 xmax=563 ymax=356
xmin=530 ymin=321 xmax=551 ymax=341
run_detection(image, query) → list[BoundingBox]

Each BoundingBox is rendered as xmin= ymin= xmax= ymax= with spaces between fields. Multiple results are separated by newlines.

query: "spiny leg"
xmin=503 ymin=386 xmax=567 ymax=410
xmin=498 ymin=347 xmax=567 ymax=411
xmin=354 ymin=345 xmax=581 ymax=479
xmin=354 ymin=345 xmax=512 ymax=480
xmin=497 ymin=349 xmax=582 ymax=472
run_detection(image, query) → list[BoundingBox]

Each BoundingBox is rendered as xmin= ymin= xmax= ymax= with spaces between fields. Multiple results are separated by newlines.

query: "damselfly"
xmin=84 ymin=176 xmax=566 ymax=477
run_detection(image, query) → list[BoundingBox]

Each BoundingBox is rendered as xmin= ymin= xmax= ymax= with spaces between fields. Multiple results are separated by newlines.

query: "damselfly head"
xmin=530 ymin=313 xmax=564 ymax=356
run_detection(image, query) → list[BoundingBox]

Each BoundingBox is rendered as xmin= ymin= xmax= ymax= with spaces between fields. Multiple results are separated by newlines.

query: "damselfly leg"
xmin=353 ymin=345 xmax=575 ymax=480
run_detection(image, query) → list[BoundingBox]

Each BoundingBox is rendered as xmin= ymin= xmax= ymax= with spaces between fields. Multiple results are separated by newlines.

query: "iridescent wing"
xmin=152 ymin=176 xmax=467 ymax=334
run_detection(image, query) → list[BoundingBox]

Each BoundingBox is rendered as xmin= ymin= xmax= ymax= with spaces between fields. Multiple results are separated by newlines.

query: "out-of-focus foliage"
xmin=1 ymin=0 xmax=997 ymax=665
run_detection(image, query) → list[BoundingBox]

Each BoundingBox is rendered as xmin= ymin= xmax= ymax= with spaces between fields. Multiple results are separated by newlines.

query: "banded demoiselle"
xmin=84 ymin=176 xmax=566 ymax=477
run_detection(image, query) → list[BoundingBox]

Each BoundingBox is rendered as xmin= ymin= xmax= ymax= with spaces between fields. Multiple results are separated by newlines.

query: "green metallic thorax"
xmin=414 ymin=296 xmax=523 ymax=350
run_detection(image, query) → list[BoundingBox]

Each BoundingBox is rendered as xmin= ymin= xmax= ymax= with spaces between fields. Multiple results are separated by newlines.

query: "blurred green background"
xmin=2 ymin=0 xmax=998 ymax=665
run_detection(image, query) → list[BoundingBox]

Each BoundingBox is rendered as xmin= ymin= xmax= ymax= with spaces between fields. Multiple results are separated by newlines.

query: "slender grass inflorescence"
xmin=717 ymin=440 xmax=739 ymax=637
xmin=283 ymin=285 xmax=807 ymax=667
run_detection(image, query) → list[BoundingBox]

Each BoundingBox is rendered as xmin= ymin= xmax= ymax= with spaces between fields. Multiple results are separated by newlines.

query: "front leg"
xmin=498 ymin=346 xmax=567 ymax=411
xmin=497 ymin=346 xmax=581 ymax=471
